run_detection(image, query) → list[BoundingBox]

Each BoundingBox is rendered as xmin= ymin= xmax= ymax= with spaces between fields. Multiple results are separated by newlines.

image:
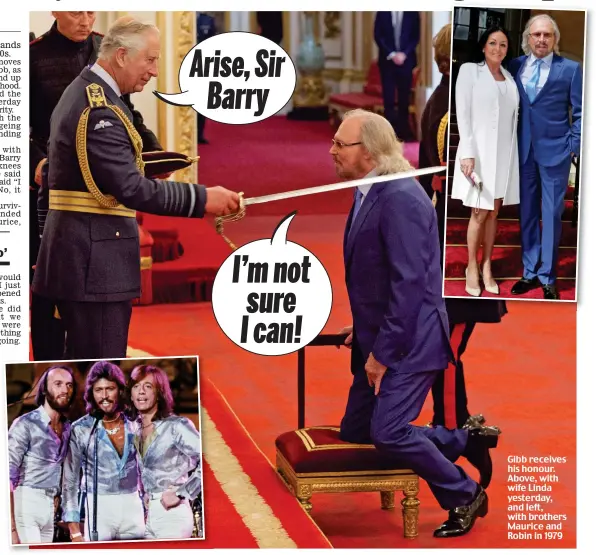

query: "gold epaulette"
xmin=437 ymin=112 xmax=449 ymax=165
xmin=85 ymin=83 xmax=108 ymax=108
xmin=76 ymin=84 xmax=145 ymax=209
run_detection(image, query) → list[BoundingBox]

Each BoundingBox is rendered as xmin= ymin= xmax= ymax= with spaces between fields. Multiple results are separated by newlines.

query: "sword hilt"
xmin=215 ymin=192 xmax=246 ymax=251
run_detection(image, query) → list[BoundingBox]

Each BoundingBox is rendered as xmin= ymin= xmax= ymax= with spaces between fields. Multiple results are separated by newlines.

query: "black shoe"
xmin=542 ymin=284 xmax=560 ymax=300
xmin=434 ymin=487 xmax=488 ymax=538
xmin=462 ymin=425 xmax=501 ymax=489
xmin=511 ymin=276 xmax=541 ymax=295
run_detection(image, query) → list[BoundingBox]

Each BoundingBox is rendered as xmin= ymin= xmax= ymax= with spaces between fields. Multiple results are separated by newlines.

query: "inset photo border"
xmin=4 ymin=356 xmax=204 ymax=546
xmin=444 ymin=6 xmax=585 ymax=302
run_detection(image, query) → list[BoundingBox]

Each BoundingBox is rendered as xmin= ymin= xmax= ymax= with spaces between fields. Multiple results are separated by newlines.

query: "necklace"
xmin=105 ymin=426 xmax=121 ymax=436
xmin=103 ymin=413 xmax=121 ymax=424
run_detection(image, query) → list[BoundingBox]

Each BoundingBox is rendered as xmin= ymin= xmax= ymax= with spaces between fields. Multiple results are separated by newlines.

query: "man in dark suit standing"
xmin=32 ymin=18 xmax=240 ymax=360
xmin=332 ymin=109 xmax=498 ymax=537
xmin=374 ymin=11 xmax=420 ymax=141
xmin=508 ymin=14 xmax=582 ymax=300
xmin=30 ymin=11 xmax=162 ymax=361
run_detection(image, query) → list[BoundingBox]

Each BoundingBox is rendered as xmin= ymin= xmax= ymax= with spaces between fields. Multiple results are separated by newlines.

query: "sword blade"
xmin=243 ymin=166 xmax=446 ymax=206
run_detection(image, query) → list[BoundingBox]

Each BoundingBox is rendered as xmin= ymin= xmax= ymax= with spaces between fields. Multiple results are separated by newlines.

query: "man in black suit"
xmin=32 ymin=17 xmax=240 ymax=359
xmin=374 ymin=11 xmax=420 ymax=141
xmin=30 ymin=11 xmax=162 ymax=361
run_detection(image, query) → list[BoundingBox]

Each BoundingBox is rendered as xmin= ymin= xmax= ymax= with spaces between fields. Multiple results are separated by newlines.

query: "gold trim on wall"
xmin=156 ymin=11 xmax=167 ymax=148
xmin=363 ymin=12 xmax=373 ymax=70
xmin=173 ymin=12 xmax=197 ymax=183
xmin=419 ymin=12 xmax=432 ymax=87
xmin=250 ymin=12 xmax=258 ymax=34
xmin=282 ymin=11 xmax=291 ymax=54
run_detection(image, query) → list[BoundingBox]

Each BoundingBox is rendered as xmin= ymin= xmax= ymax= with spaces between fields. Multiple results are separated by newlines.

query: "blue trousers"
xmin=520 ymin=146 xmax=572 ymax=285
xmin=340 ymin=347 xmax=478 ymax=510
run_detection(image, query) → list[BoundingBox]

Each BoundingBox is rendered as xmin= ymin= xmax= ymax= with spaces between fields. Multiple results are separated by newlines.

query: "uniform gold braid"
xmin=76 ymin=88 xmax=145 ymax=209
xmin=437 ymin=112 xmax=449 ymax=165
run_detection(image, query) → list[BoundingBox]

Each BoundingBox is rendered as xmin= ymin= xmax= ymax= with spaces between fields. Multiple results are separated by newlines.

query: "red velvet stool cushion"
xmin=276 ymin=427 xmax=411 ymax=474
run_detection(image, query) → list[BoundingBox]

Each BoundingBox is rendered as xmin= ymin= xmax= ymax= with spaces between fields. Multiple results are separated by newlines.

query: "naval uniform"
xmin=32 ymin=65 xmax=206 ymax=359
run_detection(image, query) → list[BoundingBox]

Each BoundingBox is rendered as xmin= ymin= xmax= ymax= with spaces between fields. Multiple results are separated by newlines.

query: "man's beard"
xmin=46 ymin=391 xmax=72 ymax=413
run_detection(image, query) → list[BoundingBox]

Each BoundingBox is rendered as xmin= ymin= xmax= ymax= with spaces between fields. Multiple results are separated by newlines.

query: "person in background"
xmin=374 ymin=11 xmax=420 ymax=141
xmin=419 ymin=24 xmax=506 ymax=489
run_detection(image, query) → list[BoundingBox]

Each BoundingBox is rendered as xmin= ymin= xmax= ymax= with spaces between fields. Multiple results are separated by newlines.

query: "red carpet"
xmin=445 ymin=186 xmax=578 ymax=299
xmin=125 ymin=213 xmax=576 ymax=549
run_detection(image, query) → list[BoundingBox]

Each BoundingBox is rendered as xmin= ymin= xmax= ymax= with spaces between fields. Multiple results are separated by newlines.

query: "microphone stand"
xmin=91 ymin=427 xmax=99 ymax=542
xmin=84 ymin=410 xmax=102 ymax=542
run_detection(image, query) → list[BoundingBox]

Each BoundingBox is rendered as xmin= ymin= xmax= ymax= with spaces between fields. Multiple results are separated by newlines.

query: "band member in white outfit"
xmin=129 ymin=365 xmax=203 ymax=539
xmin=9 ymin=366 xmax=76 ymax=545
xmin=62 ymin=361 xmax=145 ymax=542
xmin=451 ymin=25 xmax=520 ymax=297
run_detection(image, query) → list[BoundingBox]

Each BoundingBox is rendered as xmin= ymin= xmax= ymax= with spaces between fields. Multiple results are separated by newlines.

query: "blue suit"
xmin=509 ymin=54 xmax=582 ymax=285
xmin=339 ymin=177 xmax=478 ymax=510
xmin=374 ymin=12 xmax=420 ymax=139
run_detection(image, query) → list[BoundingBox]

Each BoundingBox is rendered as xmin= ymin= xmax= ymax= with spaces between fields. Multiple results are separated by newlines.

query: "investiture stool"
xmin=32 ymin=18 xmax=239 ymax=359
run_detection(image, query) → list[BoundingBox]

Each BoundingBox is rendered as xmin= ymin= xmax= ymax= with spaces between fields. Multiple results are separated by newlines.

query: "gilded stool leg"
xmin=380 ymin=491 xmax=395 ymax=510
xmin=401 ymin=483 xmax=420 ymax=539
xmin=297 ymin=484 xmax=313 ymax=513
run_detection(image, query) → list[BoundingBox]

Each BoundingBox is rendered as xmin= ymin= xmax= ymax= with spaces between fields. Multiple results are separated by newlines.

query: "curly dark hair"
xmin=84 ymin=361 xmax=127 ymax=414
xmin=128 ymin=365 xmax=175 ymax=421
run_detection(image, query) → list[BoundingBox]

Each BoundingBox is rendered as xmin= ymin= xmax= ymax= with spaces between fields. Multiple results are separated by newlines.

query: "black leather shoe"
xmin=542 ymin=284 xmax=560 ymax=300
xmin=511 ymin=276 xmax=541 ymax=295
xmin=462 ymin=425 xmax=501 ymax=489
xmin=434 ymin=487 xmax=488 ymax=538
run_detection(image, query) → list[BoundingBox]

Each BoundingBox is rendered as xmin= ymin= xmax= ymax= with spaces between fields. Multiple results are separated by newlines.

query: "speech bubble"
xmin=212 ymin=213 xmax=333 ymax=356
xmin=154 ymin=32 xmax=297 ymax=125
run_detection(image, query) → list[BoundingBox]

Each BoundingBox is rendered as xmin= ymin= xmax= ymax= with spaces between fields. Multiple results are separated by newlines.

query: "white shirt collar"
xmin=90 ymin=63 xmax=122 ymax=97
xmin=357 ymin=169 xmax=377 ymax=200
xmin=528 ymin=52 xmax=553 ymax=69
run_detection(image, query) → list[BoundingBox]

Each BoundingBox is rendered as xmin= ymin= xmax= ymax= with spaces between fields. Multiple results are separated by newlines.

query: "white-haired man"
xmin=32 ymin=18 xmax=241 ymax=359
xmin=333 ymin=109 xmax=499 ymax=537
xmin=509 ymin=14 xmax=582 ymax=300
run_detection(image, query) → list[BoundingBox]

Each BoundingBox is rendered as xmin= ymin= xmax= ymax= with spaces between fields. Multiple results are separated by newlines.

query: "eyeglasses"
xmin=529 ymin=32 xmax=554 ymax=40
xmin=331 ymin=139 xmax=362 ymax=149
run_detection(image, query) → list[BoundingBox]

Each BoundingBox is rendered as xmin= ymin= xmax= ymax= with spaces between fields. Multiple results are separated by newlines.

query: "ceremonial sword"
xmin=215 ymin=165 xmax=446 ymax=249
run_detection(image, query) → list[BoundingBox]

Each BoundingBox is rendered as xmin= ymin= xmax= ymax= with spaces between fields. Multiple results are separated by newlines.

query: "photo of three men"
xmin=6 ymin=357 xmax=203 ymax=545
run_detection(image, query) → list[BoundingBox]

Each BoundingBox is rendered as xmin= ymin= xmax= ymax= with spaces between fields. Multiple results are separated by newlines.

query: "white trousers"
xmin=13 ymin=486 xmax=55 ymax=544
xmin=83 ymin=491 xmax=145 ymax=541
xmin=145 ymin=497 xmax=194 ymax=539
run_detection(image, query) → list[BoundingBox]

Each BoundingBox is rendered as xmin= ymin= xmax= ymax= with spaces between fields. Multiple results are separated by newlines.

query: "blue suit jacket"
xmin=509 ymin=54 xmax=582 ymax=167
xmin=374 ymin=11 xmax=420 ymax=68
xmin=344 ymin=177 xmax=451 ymax=374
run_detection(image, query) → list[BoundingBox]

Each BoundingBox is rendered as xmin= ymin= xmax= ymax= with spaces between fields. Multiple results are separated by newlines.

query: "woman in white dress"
xmin=452 ymin=26 xmax=520 ymax=296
